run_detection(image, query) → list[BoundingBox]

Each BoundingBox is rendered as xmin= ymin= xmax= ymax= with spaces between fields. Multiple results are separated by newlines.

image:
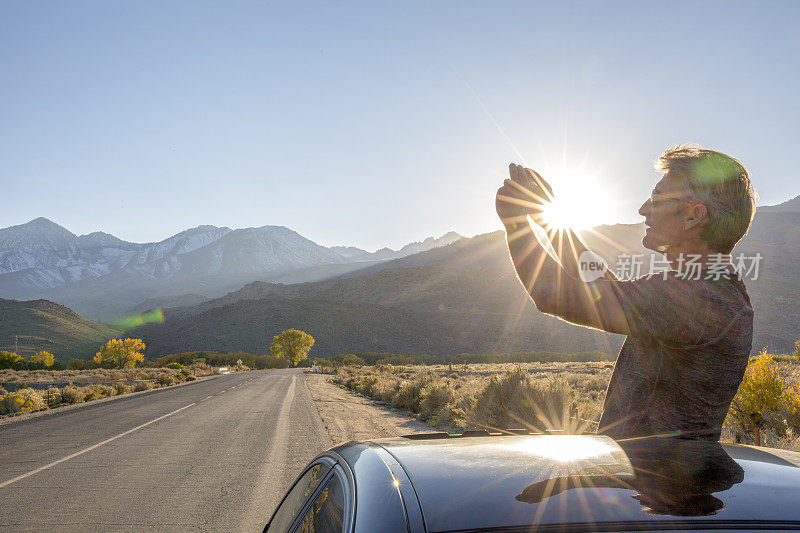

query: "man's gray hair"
xmin=656 ymin=145 xmax=757 ymax=253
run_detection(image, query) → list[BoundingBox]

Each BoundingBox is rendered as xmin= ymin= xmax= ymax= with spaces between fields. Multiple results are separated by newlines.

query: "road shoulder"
xmin=305 ymin=372 xmax=434 ymax=445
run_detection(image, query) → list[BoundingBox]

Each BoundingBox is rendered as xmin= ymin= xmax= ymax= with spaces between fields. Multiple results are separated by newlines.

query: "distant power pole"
xmin=12 ymin=335 xmax=51 ymax=354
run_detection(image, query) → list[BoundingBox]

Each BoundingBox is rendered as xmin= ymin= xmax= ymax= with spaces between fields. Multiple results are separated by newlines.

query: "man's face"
xmin=638 ymin=172 xmax=692 ymax=252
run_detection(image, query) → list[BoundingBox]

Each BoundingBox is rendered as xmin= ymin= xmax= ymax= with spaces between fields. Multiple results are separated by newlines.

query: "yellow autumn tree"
xmin=29 ymin=351 xmax=55 ymax=368
xmin=727 ymin=351 xmax=785 ymax=445
xmin=270 ymin=329 xmax=315 ymax=367
xmin=93 ymin=338 xmax=146 ymax=369
xmin=0 ymin=351 xmax=23 ymax=369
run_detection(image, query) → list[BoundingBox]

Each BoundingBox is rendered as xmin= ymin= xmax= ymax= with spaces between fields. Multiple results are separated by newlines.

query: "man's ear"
xmin=684 ymin=203 xmax=708 ymax=231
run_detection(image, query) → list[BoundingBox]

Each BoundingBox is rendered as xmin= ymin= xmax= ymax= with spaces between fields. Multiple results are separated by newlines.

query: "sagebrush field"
xmin=331 ymin=356 xmax=800 ymax=451
xmin=0 ymin=363 xmax=223 ymax=417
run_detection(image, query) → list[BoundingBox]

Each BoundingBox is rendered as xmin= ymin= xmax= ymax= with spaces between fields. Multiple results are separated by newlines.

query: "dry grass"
xmin=332 ymin=362 xmax=613 ymax=435
xmin=332 ymin=361 xmax=800 ymax=451
xmin=0 ymin=366 xmax=205 ymax=384
xmin=0 ymin=363 xmax=217 ymax=418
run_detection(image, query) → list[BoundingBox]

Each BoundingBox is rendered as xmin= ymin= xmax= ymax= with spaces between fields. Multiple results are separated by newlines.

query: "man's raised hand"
xmin=495 ymin=163 xmax=554 ymax=226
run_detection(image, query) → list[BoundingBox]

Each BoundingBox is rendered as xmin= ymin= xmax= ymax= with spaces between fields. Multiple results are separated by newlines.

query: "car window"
xmin=297 ymin=474 xmax=345 ymax=533
xmin=267 ymin=463 xmax=331 ymax=532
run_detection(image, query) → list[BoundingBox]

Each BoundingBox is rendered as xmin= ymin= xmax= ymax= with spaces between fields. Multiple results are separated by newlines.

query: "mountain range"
xmin=2 ymin=194 xmax=799 ymax=360
xmin=0 ymin=218 xmax=461 ymax=319
xmin=130 ymin=195 xmax=800 ymax=357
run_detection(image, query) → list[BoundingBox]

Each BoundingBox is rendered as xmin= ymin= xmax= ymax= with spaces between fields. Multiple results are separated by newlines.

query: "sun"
xmin=536 ymin=170 xmax=615 ymax=231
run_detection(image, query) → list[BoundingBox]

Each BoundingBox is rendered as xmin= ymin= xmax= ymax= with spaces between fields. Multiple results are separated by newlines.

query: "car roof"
xmin=357 ymin=434 xmax=800 ymax=532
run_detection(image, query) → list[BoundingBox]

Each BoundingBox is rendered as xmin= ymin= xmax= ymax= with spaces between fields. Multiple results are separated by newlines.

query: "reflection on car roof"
xmin=366 ymin=434 xmax=800 ymax=532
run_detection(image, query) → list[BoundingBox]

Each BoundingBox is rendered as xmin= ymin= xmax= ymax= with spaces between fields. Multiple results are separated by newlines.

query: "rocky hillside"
xmin=0 ymin=298 xmax=121 ymax=362
xmin=133 ymin=265 xmax=623 ymax=357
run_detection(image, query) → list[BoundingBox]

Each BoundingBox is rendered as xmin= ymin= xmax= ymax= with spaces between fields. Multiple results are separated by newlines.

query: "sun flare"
xmin=536 ymin=171 xmax=615 ymax=231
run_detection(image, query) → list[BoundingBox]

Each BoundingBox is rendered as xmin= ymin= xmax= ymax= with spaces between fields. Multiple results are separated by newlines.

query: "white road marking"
xmin=0 ymin=403 xmax=196 ymax=489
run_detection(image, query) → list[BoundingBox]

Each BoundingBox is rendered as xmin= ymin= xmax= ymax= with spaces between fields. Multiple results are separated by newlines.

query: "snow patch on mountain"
xmin=0 ymin=218 xmax=464 ymax=304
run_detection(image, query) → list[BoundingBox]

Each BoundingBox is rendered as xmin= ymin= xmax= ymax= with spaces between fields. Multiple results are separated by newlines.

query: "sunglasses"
xmin=650 ymin=191 xmax=693 ymax=208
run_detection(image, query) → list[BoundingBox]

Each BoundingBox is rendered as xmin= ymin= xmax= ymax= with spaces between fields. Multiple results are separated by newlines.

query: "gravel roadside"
xmin=305 ymin=372 xmax=434 ymax=445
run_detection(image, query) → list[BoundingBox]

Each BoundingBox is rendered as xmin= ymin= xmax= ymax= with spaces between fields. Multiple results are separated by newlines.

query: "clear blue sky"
xmin=1 ymin=1 xmax=798 ymax=251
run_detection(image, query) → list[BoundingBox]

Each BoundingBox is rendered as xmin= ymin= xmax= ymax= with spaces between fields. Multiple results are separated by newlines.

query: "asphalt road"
xmin=0 ymin=368 xmax=332 ymax=532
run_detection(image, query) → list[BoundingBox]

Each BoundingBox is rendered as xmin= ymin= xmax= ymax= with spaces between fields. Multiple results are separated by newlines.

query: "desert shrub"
xmin=83 ymin=384 xmax=115 ymax=401
xmin=391 ymin=382 xmax=416 ymax=410
xmin=157 ymin=374 xmax=177 ymax=387
xmin=43 ymin=387 xmax=62 ymax=407
xmin=562 ymin=372 xmax=608 ymax=392
xmin=333 ymin=363 xmax=610 ymax=434
xmin=134 ymin=381 xmax=153 ymax=392
xmin=78 ymin=386 xmax=94 ymax=401
xmin=172 ymin=351 xmax=294 ymax=369
xmin=165 ymin=362 xmax=184 ymax=369
xmin=186 ymin=375 xmax=197 ymax=381
xmin=581 ymin=374 xmax=609 ymax=392
xmin=392 ymin=369 xmax=438 ymax=411
xmin=334 ymin=354 xmax=364 ymax=366
xmin=359 ymin=375 xmax=378 ymax=395
xmin=66 ymin=359 xmax=86 ymax=370
xmin=61 ymin=386 xmax=84 ymax=404
xmin=189 ymin=362 xmax=213 ymax=376
xmin=562 ymin=372 xmax=581 ymax=385
xmin=377 ymin=354 xmax=423 ymax=366
xmin=83 ymin=387 xmax=101 ymax=401
xmin=419 ymin=381 xmax=455 ymax=421
xmin=371 ymin=377 xmax=400 ymax=404
xmin=429 ymin=404 xmax=469 ymax=430
xmin=1 ymin=394 xmax=26 ymax=415
xmin=114 ymin=383 xmax=133 ymax=395
xmin=339 ymin=370 xmax=359 ymax=390
xmin=267 ymin=357 xmax=291 ymax=369
xmin=0 ymin=388 xmax=46 ymax=415
xmin=470 ymin=369 xmax=574 ymax=431
xmin=573 ymin=399 xmax=603 ymax=434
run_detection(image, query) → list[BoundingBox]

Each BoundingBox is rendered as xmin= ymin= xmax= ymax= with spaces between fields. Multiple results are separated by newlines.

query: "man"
xmin=495 ymin=145 xmax=756 ymax=441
